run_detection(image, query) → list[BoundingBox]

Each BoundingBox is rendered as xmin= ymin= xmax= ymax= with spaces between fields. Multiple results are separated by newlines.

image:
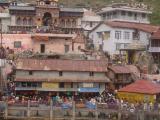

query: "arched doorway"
xmin=42 ymin=12 xmax=52 ymax=26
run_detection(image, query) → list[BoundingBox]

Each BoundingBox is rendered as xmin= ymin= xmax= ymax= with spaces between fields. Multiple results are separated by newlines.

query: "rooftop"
xmin=98 ymin=3 xmax=151 ymax=14
xmin=9 ymin=6 xmax=35 ymax=11
xmin=16 ymin=59 xmax=108 ymax=72
xmin=151 ymin=29 xmax=160 ymax=39
xmin=108 ymin=65 xmax=131 ymax=74
xmin=118 ymin=80 xmax=160 ymax=94
xmin=60 ymin=8 xmax=85 ymax=13
xmin=91 ymin=21 xmax=159 ymax=33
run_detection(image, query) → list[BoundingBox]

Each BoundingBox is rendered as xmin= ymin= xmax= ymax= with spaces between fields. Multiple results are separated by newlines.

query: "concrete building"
xmin=1 ymin=33 xmax=85 ymax=54
xmin=89 ymin=21 xmax=159 ymax=56
xmin=0 ymin=13 xmax=11 ymax=33
xmin=107 ymin=65 xmax=134 ymax=89
xmin=149 ymin=29 xmax=160 ymax=66
xmin=98 ymin=3 xmax=151 ymax=24
xmin=15 ymin=58 xmax=109 ymax=96
xmin=31 ymin=33 xmax=85 ymax=54
xmin=82 ymin=9 xmax=101 ymax=35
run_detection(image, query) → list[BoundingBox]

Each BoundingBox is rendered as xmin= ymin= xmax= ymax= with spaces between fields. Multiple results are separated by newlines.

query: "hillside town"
xmin=0 ymin=0 xmax=160 ymax=120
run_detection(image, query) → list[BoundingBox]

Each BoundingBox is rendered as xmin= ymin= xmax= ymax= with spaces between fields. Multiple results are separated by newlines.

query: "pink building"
xmin=2 ymin=33 xmax=85 ymax=54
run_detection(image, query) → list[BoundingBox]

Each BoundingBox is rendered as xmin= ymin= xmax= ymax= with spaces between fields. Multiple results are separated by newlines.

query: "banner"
xmin=42 ymin=82 xmax=59 ymax=89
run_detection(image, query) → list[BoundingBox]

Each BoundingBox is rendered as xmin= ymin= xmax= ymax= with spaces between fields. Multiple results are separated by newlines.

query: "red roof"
xmin=106 ymin=21 xmax=159 ymax=33
xmin=91 ymin=21 xmax=159 ymax=33
xmin=118 ymin=80 xmax=160 ymax=94
xmin=108 ymin=65 xmax=131 ymax=74
xmin=16 ymin=59 xmax=108 ymax=72
xmin=151 ymin=29 xmax=160 ymax=39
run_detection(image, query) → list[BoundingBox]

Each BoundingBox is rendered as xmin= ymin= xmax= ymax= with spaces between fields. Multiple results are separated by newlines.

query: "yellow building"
xmin=118 ymin=80 xmax=160 ymax=103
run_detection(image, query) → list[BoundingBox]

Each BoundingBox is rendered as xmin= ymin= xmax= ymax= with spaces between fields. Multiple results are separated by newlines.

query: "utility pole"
xmin=0 ymin=23 xmax=2 ymax=92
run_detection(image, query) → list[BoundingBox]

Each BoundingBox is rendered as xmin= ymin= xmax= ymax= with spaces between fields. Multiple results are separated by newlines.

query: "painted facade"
xmin=89 ymin=21 xmax=157 ymax=56
xmin=15 ymin=59 xmax=109 ymax=96
xmin=98 ymin=3 xmax=151 ymax=24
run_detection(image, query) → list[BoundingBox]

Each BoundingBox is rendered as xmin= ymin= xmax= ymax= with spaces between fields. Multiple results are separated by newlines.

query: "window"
xmin=142 ymin=13 xmax=146 ymax=19
xmin=89 ymin=72 xmax=94 ymax=76
xmin=128 ymin=12 xmax=132 ymax=17
xmin=124 ymin=32 xmax=130 ymax=40
xmin=78 ymin=46 xmax=81 ymax=50
xmin=14 ymin=41 xmax=21 ymax=48
xmin=90 ymin=22 xmax=93 ymax=27
xmin=134 ymin=13 xmax=137 ymax=20
xmin=59 ymin=71 xmax=63 ymax=76
xmin=97 ymin=32 xmax=102 ymax=38
xmin=115 ymin=31 xmax=121 ymax=40
xmin=29 ymin=71 xmax=33 ymax=75
xmin=113 ymin=11 xmax=117 ymax=18
xmin=121 ymin=11 xmax=126 ymax=16
xmin=102 ymin=31 xmax=110 ymax=40
xmin=59 ymin=82 xmax=64 ymax=88
xmin=21 ymin=82 xmax=27 ymax=87
xmin=116 ymin=43 xmax=121 ymax=50
xmin=64 ymin=45 xmax=69 ymax=53
xmin=133 ymin=30 xmax=140 ymax=40
xmin=40 ymin=44 xmax=45 ymax=53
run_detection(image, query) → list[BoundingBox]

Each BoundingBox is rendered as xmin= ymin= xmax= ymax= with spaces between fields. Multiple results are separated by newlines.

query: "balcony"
xmin=149 ymin=47 xmax=160 ymax=52
xmin=15 ymin=87 xmax=78 ymax=91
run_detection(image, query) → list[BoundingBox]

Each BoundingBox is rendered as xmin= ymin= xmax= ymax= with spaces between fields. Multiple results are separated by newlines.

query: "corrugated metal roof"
xmin=9 ymin=6 xmax=35 ymax=11
xmin=108 ymin=65 xmax=131 ymax=74
xmin=16 ymin=59 xmax=108 ymax=72
xmin=60 ymin=8 xmax=85 ymax=12
xmin=91 ymin=21 xmax=159 ymax=34
xmin=118 ymin=80 xmax=160 ymax=94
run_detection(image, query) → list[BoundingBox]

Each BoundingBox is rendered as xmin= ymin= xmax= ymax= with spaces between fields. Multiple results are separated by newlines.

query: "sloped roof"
xmin=105 ymin=21 xmax=159 ymax=33
xmin=16 ymin=59 xmax=108 ymax=72
xmin=9 ymin=6 xmax=35 ymax=11
xmin=151 ymin=29 xmax=160 ymax=39
xmin=90 ymin=21 xmax=159 ymax=33
xmin=60 ymin=8 xmax=85 ymax=13
xmin=118 ymin=80 xmax=160 ymax=94
xmin=108 ymin=65 xmax=131 ymax=74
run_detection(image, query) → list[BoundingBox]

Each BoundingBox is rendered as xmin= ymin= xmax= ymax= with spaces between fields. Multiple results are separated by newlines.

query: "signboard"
xmin=42 ymin=82 xmax=59 ymax=89
xmin=83 ymin=83 xmax=93 ymax=88
xmin=78 ymin=88 xmax=99 ymax=93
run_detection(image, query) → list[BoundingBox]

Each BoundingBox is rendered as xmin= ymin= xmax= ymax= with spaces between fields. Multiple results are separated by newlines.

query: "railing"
xmin=149 ymin=47 xmax=160 ymax=52
xmin=0 ymin=100 xmax=160 ymax=120
xmin=15 ymin=87 xmax=78 ymax=91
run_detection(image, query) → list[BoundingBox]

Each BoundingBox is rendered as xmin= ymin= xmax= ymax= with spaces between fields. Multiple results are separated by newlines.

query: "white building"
xmin=0 ymin=12 xmax=11 ymax=33
xmin=89 ymin=21 xmax=159 ymax=55
xmin=82 ymin=10 xmax=101 ymax=34
xmin=97 ymin=3 xmax=151 ymax=24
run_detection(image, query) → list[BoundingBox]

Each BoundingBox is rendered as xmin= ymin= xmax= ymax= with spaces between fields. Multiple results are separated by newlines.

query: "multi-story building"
xmin=8 ymin=2 xmax=36 ymax=32
xmin=98 ymin=3 xmax=151 ymax=24
xmin=1 ymin=33 xmax=85 ymax=54
xmin=89 ymin=21 xmax=158 ymax=57
xmin=149 ymin=29 xmax=160 ymax=66
xmin=82 ymin=9 xmax=101 ymax=35
xmin=15 ymin=58 xmax=109 ymax=97
xmin=8 ymin=0 xmax=86 ymax=33
xmin=31 ymin=33 xmax=85 ymax=54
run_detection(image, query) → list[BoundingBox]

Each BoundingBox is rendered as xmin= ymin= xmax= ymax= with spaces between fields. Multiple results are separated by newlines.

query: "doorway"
xmin=42 ymin=12 xmax=52 ymax=26
xmin=40 ymin=44 xmax=45 ymax=53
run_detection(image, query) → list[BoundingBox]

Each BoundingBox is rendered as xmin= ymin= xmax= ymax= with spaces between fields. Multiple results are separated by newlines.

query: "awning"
xmin=78 ymin=88 xmax=99 ymax=93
